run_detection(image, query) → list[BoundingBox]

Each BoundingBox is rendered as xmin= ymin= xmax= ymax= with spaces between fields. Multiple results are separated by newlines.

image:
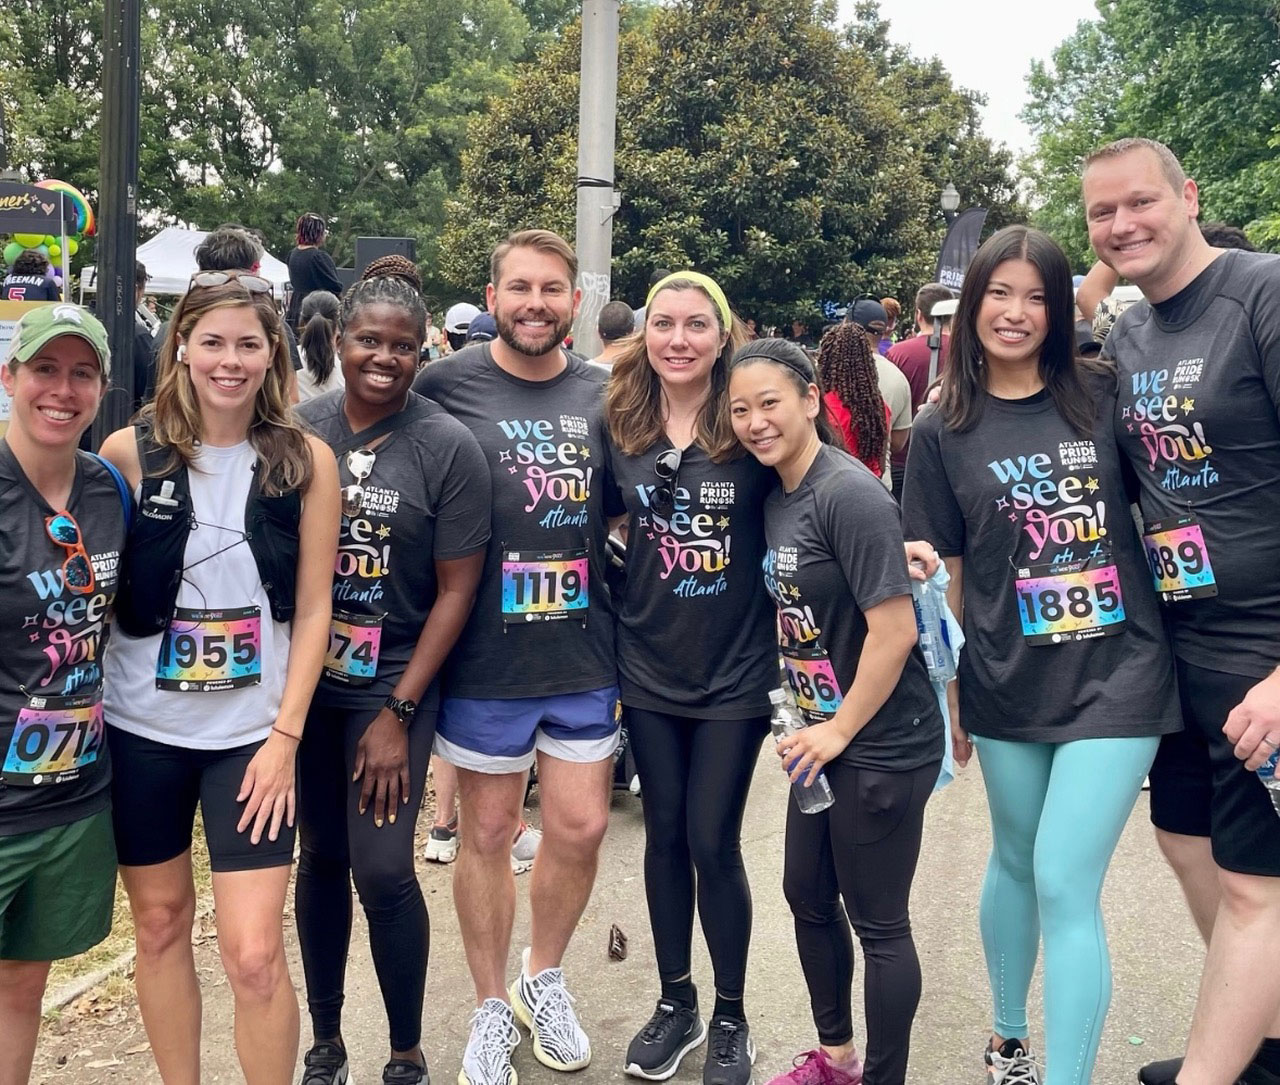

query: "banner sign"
xmin=935 ymin=207 xmax=989 ymax=292
xmin=0 ymin=182 xmax=76 ymax=235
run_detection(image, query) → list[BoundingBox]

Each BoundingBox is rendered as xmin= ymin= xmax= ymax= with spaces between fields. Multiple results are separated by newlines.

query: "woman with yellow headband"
xmin=604 ymin=272 xmax=775 ymax=1085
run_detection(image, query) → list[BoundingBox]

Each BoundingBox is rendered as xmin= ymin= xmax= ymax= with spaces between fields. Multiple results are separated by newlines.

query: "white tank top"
xmin=104 ymin=441 xmax=293 ymax=749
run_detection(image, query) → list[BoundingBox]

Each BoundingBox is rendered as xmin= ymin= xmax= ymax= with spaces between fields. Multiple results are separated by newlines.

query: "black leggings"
xmin=295 ymin=703 xmax=435 ymax=1052
xmin=627 ymin=708 xmax=769 ymax=1002
xmin=783 ymin=759 xmax=937 ymax=1085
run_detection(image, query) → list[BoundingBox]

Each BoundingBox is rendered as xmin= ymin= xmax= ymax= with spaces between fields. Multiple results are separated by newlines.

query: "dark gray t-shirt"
xmin=903 ymin=388 xmax=1181 ymax=743
xmin=0 ymin=445 xmax=126 ymax=835
xmin=605 ymin=436 xmax=776 ymax=719
xmin=762 ymin=444 xmax=942 ymax=771
xmin=414 ymin=345 xmax=621 ymax=698
xmin=298 ymin=391 xmax=491 ymax=711
xmin=1107 ymin=250 xmax=1280 ymax=678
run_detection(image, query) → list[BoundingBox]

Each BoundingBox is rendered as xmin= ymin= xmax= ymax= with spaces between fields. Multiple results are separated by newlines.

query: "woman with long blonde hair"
xmin=606 ymin=272 xmax=776 ymax=1085
xmin=100 ymin=272 xmax=339 ymax=1085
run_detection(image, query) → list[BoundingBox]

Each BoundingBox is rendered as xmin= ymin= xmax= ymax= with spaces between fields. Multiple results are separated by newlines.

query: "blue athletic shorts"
xmin=435 ymin=686 xmax=620 ymax=774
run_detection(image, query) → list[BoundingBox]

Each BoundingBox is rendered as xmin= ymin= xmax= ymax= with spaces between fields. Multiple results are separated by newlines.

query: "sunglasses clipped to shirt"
xmin=187 ymin=270 xmax=274 ymax=295
xmin=46 ymin=511 xmax=95 ymax=595
xmin=342 ymin=448 xmax=377 ymax=518
xmin=651 ymin=447 xmax=683 ymax=517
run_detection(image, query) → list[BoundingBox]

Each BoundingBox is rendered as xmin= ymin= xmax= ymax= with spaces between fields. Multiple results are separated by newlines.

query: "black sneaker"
xmin=302 ymin=1042 xmax=350 ymax=1085
xmin=623 ymin=999 xmax=706 ymax=1080
xmin=1138 ymin=1058 xmax=1181 ymax=1084
xmin=383 ymin=1056 xmax=429 ymax=1084
xmin=704 ymin=1016 xmax=756 ymax=1085
xmin=985 ymin=1037 xmax=1042 ymax=1084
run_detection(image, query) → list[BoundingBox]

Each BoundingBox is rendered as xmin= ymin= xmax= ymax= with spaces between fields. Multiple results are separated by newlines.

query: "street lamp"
xmin=940 ymin=182 xmax=960 ymax=225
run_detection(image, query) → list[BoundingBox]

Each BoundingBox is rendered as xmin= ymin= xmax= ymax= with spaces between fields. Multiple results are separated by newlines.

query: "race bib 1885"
xmin=157 ymin=605 xmax=262 ymax=692
xmin=1014 ymin=560 xmax=1126 ymax=646
xmin=501 ymin=548 xmax=589 ymax=625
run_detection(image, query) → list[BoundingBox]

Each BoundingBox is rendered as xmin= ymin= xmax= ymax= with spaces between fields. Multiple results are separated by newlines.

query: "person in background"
xmin=425 ymin=312 xmax=444 ymax=361
xmin=286 ymin=213 xmax=344 ymax=332
xmin=466 ymin=313 xmax=498 ymax=345
xmin=815 ymin=322 xmax=890 ymax=480
xmin=886 ymin=283 xmax=954 ymax=494
xmin=633 ymin=267 xmax=674 ymax=329
xmin=0 ymin=305 xmax=125 ymax=1085
xmin=787 ymin=319 xmax=817 ymax=351
xmin=878 ymin=298 xmax=900 ymax=355
xmin=728 ymin=337 xmax=942 ymax=1085
xmin=129 ymin=261 xmax=156 ymax=414
xmin=593 ymin=300 xmax=636 ymax=368
xmin=845 ymin=298 xmax=911 ymax=493
xmin=744 ymin=319 xmax=758 ymax=340
xmin=2 ymin=251 xmax=60 ymax=302
xmin=443 ymin=302 xmax=481 ymax=354
xmin=296 ymin=291 xmax=344 ymax=404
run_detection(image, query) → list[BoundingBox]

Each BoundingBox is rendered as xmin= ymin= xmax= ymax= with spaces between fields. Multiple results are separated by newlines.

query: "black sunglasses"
xmin=652 ymin=447 xmax=683 ymax=516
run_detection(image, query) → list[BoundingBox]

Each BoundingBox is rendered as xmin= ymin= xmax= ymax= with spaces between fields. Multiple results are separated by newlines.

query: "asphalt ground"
xmin=33 ymin=746 xmax=1203 ymax=1084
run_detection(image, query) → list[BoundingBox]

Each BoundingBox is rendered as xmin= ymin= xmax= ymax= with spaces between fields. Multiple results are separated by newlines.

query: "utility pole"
xmin=0 ymin=99 xmax=20 ymax=181
xmin=92 ymin=0 xmax=141 ymax=447
xmin=570 ymin=0 xmax=620 ymax=359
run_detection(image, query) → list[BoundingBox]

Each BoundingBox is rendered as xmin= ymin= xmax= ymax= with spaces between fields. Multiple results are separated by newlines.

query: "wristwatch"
xmin=385 ymin=694 xmax=417 ymax=724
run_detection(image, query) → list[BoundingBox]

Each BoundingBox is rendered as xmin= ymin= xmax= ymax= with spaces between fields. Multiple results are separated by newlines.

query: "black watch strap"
xmin=385 ymin=694 xmax=417 ymax=723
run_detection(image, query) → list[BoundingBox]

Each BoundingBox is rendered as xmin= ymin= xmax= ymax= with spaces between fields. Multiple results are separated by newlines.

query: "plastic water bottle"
xmin=911 ymin=574 xmax=955 ymax=683
xmin=1257 ymin=750 xmax=1280 ymax=819
xmin=769 ymin=688 xmax=835 ymax=814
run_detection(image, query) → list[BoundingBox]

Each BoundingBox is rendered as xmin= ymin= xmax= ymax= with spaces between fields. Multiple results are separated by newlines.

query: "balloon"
xmin=13 ymin=233 xmax=43 ymax=248
xmin=42 ymin=235 xmax=55 ymax=247
xmin=35 ymin=245 xmax=49 ymax=258
xmin=47 ymin=243 xmax=61 ymax=260
xmin=66 ymin=237 xmax=79 ymax=256
xmin=34 ymin=180 xmax=95 ymax=237
xmin=3 ymin=242 xmax=21 ymax=266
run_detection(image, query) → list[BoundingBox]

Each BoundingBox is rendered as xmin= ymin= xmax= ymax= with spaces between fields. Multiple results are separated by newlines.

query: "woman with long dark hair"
xmin=815 ymin=322 xmax=889 ymax=478
xmin=100 ymin=272 xmax=340 ymax=1085
xmin=902 ymin=226 xmax=1181 ymax=1085
xmin=297 ymin=291 xmax=343 ymax=403
xmin=607 ymin=272 xmax=776 ymax=1085
xmin=728 ymin=338 xmax=942 ymax=1085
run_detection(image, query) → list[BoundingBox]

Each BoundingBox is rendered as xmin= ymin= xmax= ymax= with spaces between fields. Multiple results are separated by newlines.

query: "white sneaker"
xmin=510 ymin=822 xmax=541 ymax=875
xmin=424 ymin=820 xmax=459 ymax=863
xmin=459 ymin=998 xmax=520 ymax=1085
xmin=985 ymin=1039 xmax=1043 ymax=1084
xmin=509 ymin=946 xmax=591 ymax=1071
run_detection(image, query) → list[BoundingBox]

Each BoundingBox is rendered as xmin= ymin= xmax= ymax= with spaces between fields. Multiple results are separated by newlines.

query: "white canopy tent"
xmin=80 ymin=226 xmax=290 ymax=299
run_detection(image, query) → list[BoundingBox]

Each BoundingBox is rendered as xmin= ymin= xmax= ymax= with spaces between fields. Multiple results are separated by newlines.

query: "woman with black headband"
xmin=728 ymin=338 xmax=942 ymax=1085
xmin=604 ymin=271 xmax=776 ymax=1085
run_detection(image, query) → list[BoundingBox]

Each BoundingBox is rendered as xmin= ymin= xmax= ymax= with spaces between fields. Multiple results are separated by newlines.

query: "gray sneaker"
xmin=424 ymin=820 xmax=458 ymax=864
xmin=459 ymin=998 xmax=519 ymax=1085
xmin=511 ymin=821 xmax=541 ymax=875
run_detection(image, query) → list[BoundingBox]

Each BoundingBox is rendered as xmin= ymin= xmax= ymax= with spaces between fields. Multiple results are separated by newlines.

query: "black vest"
xmin=114 ymin=432 xmax=302 ymax=637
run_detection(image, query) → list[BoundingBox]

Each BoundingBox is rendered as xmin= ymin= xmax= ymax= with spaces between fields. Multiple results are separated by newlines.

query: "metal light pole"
xmin=571 ymin=0 xmax=620 ymax=359
xmin=91 ymin=0 xmax=141 ymax=447
xmin=940 ymin=181 xmax=960 ymax=226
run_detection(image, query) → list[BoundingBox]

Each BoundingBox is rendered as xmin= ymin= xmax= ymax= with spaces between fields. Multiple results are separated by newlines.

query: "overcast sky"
xmin=836 ymin=0 xmax=1102 ymax=156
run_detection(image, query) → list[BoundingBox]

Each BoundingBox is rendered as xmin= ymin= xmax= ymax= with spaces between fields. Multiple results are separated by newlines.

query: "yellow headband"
xmin=645 ymin=271 xmax=732 ymax=329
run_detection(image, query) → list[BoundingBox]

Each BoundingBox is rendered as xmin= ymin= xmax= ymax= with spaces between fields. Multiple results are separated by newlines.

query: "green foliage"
xmin=1023 ymin=0 xmax=1280 ymax=266
xmin=444 ymin=0 xmax=1020 ymax=321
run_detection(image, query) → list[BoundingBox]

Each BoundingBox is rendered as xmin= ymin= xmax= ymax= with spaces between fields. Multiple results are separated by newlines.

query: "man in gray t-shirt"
xmin=410 ymin=230 xmax=619 ymax=1084
xmin=1085 ymin=137 xmax=1280 ymax=1085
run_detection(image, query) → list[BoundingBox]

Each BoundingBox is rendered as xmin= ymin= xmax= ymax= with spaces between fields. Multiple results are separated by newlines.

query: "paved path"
xmin=34 ymin=750 xmax=1201 ymax=1083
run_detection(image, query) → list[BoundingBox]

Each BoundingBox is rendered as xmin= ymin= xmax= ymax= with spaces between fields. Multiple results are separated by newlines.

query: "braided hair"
xmin=296 ymin=212 xmax=326 ymax=247
xmin=360 ymin=254 xmax=422 ymax=292
xmin=816 ymin=323 xmax=888 ymax=472
xmin=338 ymin=274 xmax=428 ymax=349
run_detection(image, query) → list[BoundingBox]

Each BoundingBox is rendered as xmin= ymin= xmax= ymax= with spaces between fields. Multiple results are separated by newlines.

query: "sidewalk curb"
xmin=43 ymin=901 xmax=216 ymax=1015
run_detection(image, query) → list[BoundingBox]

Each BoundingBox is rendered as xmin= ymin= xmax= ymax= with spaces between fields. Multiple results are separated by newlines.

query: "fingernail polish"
xmin=375 ymin=817 xmax=383 ymax=828
xmin=389 ymin=814 xmax=396 ymax=824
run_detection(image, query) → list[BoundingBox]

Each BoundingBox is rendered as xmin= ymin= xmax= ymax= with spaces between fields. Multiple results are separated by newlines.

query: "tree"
xmin=1023 ymin=0 xmax=1280 ymax=265
xmin=442 ymin=0 xmax=1020 ymax=322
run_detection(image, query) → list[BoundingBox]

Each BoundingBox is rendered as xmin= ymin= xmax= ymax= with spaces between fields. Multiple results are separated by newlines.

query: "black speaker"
xmin=333 ymin=266 xmax=356 ymax=293
xmin=354 ymin=237 xmax=417 ymax=279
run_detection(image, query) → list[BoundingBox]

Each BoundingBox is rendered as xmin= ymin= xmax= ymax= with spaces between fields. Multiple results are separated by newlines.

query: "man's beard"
xmin=495 ymin=308 xmax=573 ymax=357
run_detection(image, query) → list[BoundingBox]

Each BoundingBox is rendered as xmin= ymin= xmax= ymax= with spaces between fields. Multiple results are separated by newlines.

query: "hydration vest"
xmin=114 ymin=430 xmax=302 ymax=637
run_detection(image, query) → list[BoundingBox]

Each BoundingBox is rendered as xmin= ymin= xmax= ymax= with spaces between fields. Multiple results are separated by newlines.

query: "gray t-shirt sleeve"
xmin=902 ymin=408 xmax=966 ymax=558
xmin=432 ymin=427 xmax=492 ymax=560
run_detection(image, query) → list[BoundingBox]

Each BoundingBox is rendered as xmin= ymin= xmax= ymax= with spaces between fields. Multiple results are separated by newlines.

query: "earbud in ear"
xmin=177 ymin=345 xmax=187 ymax=363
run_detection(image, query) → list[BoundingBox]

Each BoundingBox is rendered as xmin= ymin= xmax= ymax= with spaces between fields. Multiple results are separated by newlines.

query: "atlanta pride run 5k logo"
xmin=496 ymin=414 xmax=593 ymax=528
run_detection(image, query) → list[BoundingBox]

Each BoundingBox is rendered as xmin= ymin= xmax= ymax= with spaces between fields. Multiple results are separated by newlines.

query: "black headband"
xmin=731 ymin=338 xmax=817 ymax=384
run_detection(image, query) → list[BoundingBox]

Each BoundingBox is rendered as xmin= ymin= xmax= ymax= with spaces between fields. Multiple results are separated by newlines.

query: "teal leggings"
xmin=975 ymin=734 xmax=1158 ymax=1085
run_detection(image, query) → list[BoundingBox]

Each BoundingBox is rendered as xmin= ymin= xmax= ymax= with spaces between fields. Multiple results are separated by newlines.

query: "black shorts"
xmin=1148 ymin=658 xmax=1280 ymax=876
xmin=107 ymin=725 xmax=296 ymax=873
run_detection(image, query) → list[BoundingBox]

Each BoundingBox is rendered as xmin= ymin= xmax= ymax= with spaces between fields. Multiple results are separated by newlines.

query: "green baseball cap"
xmin=6 ymin=304 xmax=111 ymax=377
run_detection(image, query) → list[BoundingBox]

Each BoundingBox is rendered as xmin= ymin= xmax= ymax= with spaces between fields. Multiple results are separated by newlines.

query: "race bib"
xmin=1014 ymin=558 xmax=1126 ymax=645
xmin=782 ymin=644 xmax=844 ymax=722
xmin=2 ymin=692 xmax=104 ymax=786
xmin=501 ymin=548 xmax=589 ymax=625
xmin=1142 ymin=515 xmax=1218 ymax=602
xmin=324 ymin=610 xmax=383 ymax=685
xmin=156 ymin=605 xmax=262 ymax=692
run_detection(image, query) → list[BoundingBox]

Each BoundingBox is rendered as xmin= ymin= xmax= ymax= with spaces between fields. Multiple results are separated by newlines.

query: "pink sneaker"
xmin=764 ymin=1048 xmax=864 ymax=1085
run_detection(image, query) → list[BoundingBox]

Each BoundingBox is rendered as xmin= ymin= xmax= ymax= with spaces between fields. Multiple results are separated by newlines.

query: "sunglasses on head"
xmin=651 ymin=447 xmax=683 ymax=517
xmin=188 ymin=270 xmax=274 ymax=295
xmin=341 ymin=448 xmax=377 ymax=517
xmin=45 ymin=511 xmax=95 ymax=595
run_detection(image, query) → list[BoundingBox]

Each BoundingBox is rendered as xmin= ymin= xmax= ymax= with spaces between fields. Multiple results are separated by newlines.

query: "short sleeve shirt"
xmin=0 ymin=445 xmax=126 ymax=835
xmin=762 ymin=445 xmax=942 ymax=771
xmin=1107 ymin=250 xmax=1280 ymax=678
xmin=606 ymin=436 xmax=776 ymax=719
xmin=902 ymin=389 xmax=1182 ymax=743
xmin=2 ymin=275 xmax=61 ymax=301
xmin=297 ymin=391 xmax=492 ymax=711
xmin=413 ymin=345 xmax=620 ymax=699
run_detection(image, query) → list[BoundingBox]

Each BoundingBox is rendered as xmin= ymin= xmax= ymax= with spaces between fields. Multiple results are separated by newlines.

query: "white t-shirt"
xmin=297 ymin=361 xmax=345 ymax=403
xmin=105 ymin=441 xmax=293 ymax=749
